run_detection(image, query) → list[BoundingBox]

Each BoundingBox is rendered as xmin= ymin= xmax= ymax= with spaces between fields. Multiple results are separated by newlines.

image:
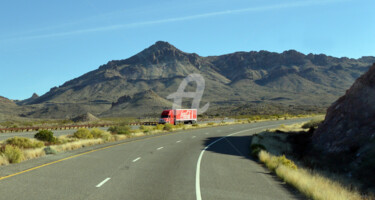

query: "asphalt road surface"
xmin=0 ymin=118 xmax=309 ymax=200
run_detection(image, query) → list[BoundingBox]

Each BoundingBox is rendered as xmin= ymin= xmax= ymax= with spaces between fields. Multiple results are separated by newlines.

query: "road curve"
xmin=0 ymin=119 xmax=309 ymax=200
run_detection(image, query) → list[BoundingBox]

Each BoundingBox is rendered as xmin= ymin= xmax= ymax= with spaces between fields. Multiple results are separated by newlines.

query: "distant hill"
xmin=0 ymin=96 xmax=24 ymax=121
xmin=3 ymin=41 xmax=375 ymax=118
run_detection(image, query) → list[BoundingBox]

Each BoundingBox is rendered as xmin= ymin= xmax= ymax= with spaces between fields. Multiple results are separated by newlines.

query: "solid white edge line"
xmin=132 ymin=157 xmax=141 ymax=162
xmin=195 ymin=123 xmax=292 ymax=200
xmin=96 ymin=177 xmax=111 ymax=188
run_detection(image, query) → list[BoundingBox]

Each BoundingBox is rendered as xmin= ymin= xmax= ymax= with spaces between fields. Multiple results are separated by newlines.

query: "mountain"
xmin=312 ymin=63 xmax=375 ymax=188
xmin=5 ymin=41 xmax=375 ymax=118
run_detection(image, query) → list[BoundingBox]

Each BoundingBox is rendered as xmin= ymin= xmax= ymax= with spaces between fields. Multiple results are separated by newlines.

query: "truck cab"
xmin=159 ymin=110 xmax=174 ymax=124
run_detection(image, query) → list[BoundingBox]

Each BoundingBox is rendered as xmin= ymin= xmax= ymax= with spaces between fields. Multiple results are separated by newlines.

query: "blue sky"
xmin=0 ymin=0 xmax=374 ymax=100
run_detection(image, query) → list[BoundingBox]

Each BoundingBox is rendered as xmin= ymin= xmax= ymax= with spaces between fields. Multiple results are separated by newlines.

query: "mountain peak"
xmin=31 ymin=93 xmax=39 ymax=98
xmin=125 ymin=41 xmax=187 ymax=65
xmin=143 ymin=41 xmax=180 ymax=54
xmin=153 ymin=41 xmax=175 ymax=49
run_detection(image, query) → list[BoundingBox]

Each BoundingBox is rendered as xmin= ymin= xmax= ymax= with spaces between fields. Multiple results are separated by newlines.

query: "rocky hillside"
xmin=313 ymin=63 xmax=375 ymax=153
xmin=4 ymin=41 xmax=375 ymax=118
xmin=312 ymin=63 xmax=375 ymax=188
xmin=0 ymin=96 xmax=23 ymax=121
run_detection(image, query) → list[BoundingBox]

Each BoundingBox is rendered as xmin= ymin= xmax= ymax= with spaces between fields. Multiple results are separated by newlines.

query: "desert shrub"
xmin=207 ymin=122 xmax=215 ymax=126
xmin=90 ymin=128 xmax=105 ymax=138
xmin=277 ymin=155 xmax=298 ymax=170
xmin=6 ymin=137 xmax=44 ymax=149
xmin=0 ymin=154 xmax=9 ymax=165
xmin=143 ymin=129 xmax=150 ymax=134
xmin=192 ymin=123 xmax=199 ymax=127
xmin=108 ymin=125 xmax=131 ymax=135
xmin=163 ymin=123 xmax=174 ymax=131
xmin=43 ymin=146 xmax=57 ymax=155
xmin=90 ymin=128 xmax=111 ymax=141
xmin=302 ymin=119 xmax=324 ymax=129
xmin=74 ymin=128 xmax=93 ymax=139
xmin=3 ymin=145 xmax=24 ymax=163
xmin=278 ymin=124 xmax=287 ymax=129
xmin=175 ymin=123 xmax=184 ymax=128
xmin=34 ymin=130 xmax=56 ymax=143
xmin=259 ymin=151 xmax=297 ymax=170
xmin=250 ymin=143 xmax=266 ymax=158
xmin=155 ymin=124 xmax=164 ymax=130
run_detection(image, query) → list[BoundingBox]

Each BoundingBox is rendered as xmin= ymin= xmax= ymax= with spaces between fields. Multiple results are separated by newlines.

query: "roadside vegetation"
xmin=250 ymin=118 xmax=372 ymax=200
xmin=0 ymin=114 xmax=317 ymax=167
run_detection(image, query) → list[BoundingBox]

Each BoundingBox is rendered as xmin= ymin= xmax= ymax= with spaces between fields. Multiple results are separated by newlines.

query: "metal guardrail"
xmin=0 ymin=118 xmax=227 ymax=133
xmin=0 ymin=122 xmax=158 ymax=133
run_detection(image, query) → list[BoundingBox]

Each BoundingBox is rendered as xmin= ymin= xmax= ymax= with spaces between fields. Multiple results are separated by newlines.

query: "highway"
xmin=0 ymin=119 xmax=308 ymax=200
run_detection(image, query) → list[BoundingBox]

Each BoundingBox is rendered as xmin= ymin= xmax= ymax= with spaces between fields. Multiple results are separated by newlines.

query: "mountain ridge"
xmin=2 ymin=41 xmax=375 ymax=119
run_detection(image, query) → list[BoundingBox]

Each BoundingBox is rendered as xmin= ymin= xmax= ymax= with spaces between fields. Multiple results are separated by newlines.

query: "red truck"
xmin=159 ymin=109 xmax=197 ymax=125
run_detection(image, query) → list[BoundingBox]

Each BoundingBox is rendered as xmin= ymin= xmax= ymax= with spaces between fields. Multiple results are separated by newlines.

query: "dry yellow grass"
xmin=268 ymin=123 xmax=308 ymax=132
xmin=259 ymin=150 xmax=363 ymax=200
xmin=112 ymin=134 xmax=128 ymax=141
xmin=0 ymin=154 xmax=9 ymax=165
xmin=50 ymin=138 xmax=104 ymax=152
xmin=23 ymin=148 xmax=46 ymax=160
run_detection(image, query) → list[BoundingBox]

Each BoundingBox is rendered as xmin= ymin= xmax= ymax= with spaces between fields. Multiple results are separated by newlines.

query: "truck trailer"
xmin=159 ymin=109 xmax=197 ymax=125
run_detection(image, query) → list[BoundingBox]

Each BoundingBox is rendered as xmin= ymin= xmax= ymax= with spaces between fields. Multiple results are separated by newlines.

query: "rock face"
xmin=101 ymin=90 xmax=174 ymax=117
xmin=313 ymin=63 xmax=375 ymax=153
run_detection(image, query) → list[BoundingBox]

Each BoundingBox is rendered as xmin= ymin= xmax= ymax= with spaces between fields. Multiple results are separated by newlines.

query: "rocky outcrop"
xmin=17 ymin=93 xmax=39 ymax=105
xmin=313 ymin=63 xmax=375 ymax=153
xmin=71 ymin=112 xmax=99 ymax=123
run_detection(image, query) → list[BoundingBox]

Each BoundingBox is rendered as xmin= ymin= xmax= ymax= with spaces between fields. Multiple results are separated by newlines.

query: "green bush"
xmin=192 ymin=124 xmax=199 ymax=127
xmin=34 ymin=130 xmax=56 ymax=143
xmin=143 ymin=129 xmax=150 ymax=134
xmin=250 ymin=143 xmax=266 ymax=158
xmin=155 ymin=124 xmax=164 ymax=130
xmin=43 ymin=146 xmax=57 ymax=155
xmin=6 ymin=137 xmax=44 ymax=149
xmin=108 ymin=125 xmax=131 ymax=135
xmin=90 ymin=128 xmax=104 ymax=138
xmin=3 ymin=145 xmax=24 ymax=163
xmin=90 ymin=128 xmax=111 ymax=141
xmin=163 ymin=123 xmax=174 ymax=131
xmin=207 ymin=122 xmax=215 ymax=126
xmin=278 ymin=155 xmax=298 ymax=170
xmin=73 ymin=128 xmax=93 ymax=139
xmin=140 ymin=125 xmax=145 ymax=130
